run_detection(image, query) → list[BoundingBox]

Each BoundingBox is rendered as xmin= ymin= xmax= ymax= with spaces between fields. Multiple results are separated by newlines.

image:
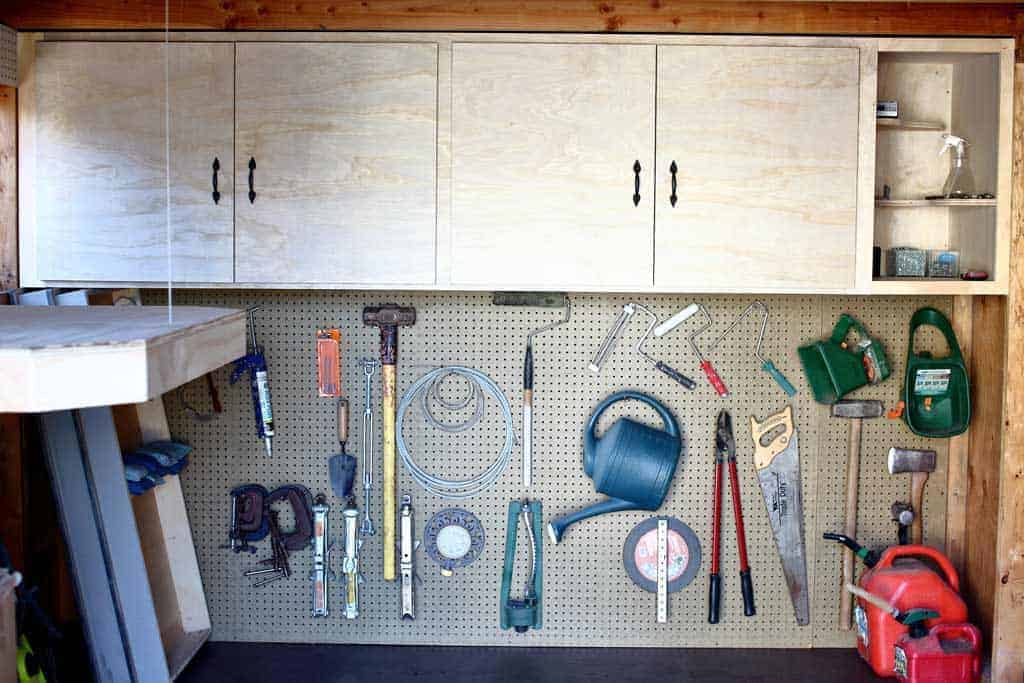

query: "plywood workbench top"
xmin=0 ymin=305 xmax=246 ymax=412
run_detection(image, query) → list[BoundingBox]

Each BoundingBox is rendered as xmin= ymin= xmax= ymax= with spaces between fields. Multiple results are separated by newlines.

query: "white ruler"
xmin=657 ymin=518 xmax=668 ymax=623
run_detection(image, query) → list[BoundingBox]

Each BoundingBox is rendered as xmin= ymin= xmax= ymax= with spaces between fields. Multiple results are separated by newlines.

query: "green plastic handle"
xmin=830 ymin=313 xmax=869 ymax=346
xmin=908 ymin=307 xmax=965 ymax=363
xmin=762 ymin=360 xmax=797 ymax=397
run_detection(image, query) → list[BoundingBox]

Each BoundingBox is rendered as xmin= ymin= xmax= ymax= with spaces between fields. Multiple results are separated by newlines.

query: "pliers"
xmin=709 ymin=409 xmax=756 ymax=623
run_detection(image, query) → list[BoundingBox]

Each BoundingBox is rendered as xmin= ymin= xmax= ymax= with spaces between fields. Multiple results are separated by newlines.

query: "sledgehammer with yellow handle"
xmin=363 ymin=304 xmax=417 ymax=581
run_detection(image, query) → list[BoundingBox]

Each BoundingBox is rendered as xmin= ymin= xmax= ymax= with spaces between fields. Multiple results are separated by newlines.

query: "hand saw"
xmin=749 ymin=406 xmax=809 ymax=626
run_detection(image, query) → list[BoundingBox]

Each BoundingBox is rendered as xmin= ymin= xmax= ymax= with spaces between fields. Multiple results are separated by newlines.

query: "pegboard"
xmin=153 ymin=291 xmax=951 ymax=649
xmin=0 ymin=24 xmax=14 ymax=87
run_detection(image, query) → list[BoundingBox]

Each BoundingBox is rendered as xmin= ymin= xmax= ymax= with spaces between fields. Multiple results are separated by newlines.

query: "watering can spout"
xmin=546 ymin=497 xmax=640 ymax=544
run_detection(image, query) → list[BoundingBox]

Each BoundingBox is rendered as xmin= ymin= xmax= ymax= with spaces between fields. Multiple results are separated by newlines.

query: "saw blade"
xmin=751 ymin=406 xmax=809 ymax=626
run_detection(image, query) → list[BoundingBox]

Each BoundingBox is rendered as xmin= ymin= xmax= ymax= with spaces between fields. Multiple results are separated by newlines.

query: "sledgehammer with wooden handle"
xmin=832 ymin=399 xmax=884 ymax=630
xmin=888 ymin=447 xmax=937 ymax=546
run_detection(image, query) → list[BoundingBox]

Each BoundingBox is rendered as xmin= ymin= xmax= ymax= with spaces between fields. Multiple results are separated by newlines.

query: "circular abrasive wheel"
xmin=622 ymin=517 xmax=701 ymax=593
xmin=424 ymin=508 xmax=485 ymax=573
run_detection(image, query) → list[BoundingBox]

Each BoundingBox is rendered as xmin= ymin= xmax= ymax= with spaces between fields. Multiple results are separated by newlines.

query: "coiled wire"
xmin=397 ymin=366 xmax=514 ymax=500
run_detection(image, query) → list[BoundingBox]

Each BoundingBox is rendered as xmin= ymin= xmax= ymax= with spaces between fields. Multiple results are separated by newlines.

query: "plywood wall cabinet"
xmin=234 ymin=42 xmax=438 ymax=286
xmin=16 ymin=33 xmax=1014 ymax=295
xmin=32 ymin=41 xmax=234 ymax=283
xmin=870 ymin=39 xmax=1014 ymax=295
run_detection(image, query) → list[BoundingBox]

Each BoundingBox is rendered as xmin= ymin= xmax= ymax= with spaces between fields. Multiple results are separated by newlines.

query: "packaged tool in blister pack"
xmin=316 ymin=329 xmax=343 ymax=398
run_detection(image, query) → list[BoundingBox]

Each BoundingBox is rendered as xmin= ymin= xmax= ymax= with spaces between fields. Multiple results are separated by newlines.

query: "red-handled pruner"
xmin=688 ymin=304 xmax=729 ymax=397
xmin=708 ymin=409 xmax=755 ymax=623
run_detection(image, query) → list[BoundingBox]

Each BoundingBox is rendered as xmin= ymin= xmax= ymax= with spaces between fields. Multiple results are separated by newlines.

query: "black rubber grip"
xmin=524 ymin=344 xmax=534 ymax=391
xmin=740 ymin=568 xmax=756 ymax=617
xmin=708 ymin=573 xmax=721 ymax=624
xmin=655 ymin=361 xmax=696 ymax=390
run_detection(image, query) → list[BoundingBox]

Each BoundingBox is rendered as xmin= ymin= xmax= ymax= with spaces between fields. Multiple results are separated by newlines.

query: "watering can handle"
xmin=584 ymin=390 xmax=680 ymax=457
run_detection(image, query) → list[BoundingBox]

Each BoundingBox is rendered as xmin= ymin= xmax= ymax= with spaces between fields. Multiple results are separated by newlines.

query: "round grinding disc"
xmin=424 ymin=508 xmax=485 ymax=574
xmin=623 ymin=517 xmax=701 ymax=593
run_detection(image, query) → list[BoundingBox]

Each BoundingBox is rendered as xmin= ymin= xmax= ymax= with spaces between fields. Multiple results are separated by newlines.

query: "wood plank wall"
xmin=0 ymin=1 xmax=1022 ymax=38
xmin=0 ymin=1 xmax=1023 ymax=677
xmin=992 ymin=63 xmax=1024 ymax=683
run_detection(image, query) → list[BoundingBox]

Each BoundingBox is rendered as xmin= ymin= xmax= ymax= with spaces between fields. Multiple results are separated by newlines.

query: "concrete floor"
xmin=178 ymin=643 xmax=886 ymax=682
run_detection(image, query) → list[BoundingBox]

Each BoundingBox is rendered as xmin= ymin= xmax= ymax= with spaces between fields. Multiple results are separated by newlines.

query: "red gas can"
xmin=855 ymin=545 xmax=967 ymax=678
xmin=894 ymin=623 xmax=981 ymax=683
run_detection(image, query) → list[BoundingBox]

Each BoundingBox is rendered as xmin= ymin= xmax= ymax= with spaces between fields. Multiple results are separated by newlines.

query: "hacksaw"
xmin=749 ymin=405 xmax=809 ymax=625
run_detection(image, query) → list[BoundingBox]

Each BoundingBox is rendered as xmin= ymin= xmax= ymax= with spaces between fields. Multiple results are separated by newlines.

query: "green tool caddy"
xmin=903 ymin=307 xmax=971 ymax=438
xmin=798 ymin=314 xmax=891 ymax=404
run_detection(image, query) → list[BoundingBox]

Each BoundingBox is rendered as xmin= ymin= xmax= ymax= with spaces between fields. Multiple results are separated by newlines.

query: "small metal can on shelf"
xmin=887 ymin=247 xmax=927 ymax=278
xmin=928 ymin=250 xmax=960 ymax=279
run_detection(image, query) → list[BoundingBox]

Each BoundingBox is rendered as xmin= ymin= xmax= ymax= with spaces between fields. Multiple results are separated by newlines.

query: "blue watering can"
xmin=547 ymin=390 xmax=683 ymax=544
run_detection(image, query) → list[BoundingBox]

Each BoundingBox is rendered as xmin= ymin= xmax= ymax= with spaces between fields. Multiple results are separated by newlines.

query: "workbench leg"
xmin=38 ymin=408 xmax=169 ymax=683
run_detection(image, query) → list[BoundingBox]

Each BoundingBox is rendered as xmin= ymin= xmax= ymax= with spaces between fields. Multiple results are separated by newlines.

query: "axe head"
xmin=887 ymin=447 xmax=937 ymax=475
xmin=362 ymin=304 xmax=416 ymax=327
xmin=832 ymin=400 xmax=884 ymax=419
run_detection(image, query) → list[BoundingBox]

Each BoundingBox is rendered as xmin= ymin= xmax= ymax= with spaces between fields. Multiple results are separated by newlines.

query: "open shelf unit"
xmin=870 ymin=41 xmax=1012 ymax=294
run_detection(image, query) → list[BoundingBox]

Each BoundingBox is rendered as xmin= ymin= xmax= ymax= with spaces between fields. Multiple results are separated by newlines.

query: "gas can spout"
xmin=823 ymin=532 xmax=880 ymax=568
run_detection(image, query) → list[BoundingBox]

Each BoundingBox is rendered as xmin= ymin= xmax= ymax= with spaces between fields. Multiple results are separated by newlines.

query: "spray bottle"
xmin=937 ymin=134 xmax=974 ymax=199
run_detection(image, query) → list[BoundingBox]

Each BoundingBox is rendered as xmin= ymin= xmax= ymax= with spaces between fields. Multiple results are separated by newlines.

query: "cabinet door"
xmin=655 ymin=46 xmax=861 ymax=291
xmin=451 ymin=43 xmax=655 ymax=289
xmin=234 ymin=43 xmax=437 ymax=285
xmin=35 ymin=42 xmax=234 ymax=282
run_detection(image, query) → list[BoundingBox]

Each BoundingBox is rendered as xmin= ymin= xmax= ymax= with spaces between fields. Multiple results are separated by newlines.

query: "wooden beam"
xmin=1 ymin=1 xmax=1022 ymax=34
xmin=0 ymin=414 xmax=23 ymax=570
xmin=961 ymin=295 xmax=1005 ymax=640
xmin=0 ymin=86 xmax=15 ymax=291
xmin=991 ymin=62 xmax=1024 ymax=682
xmin=945 ymin=295 xmax=972 ymax=576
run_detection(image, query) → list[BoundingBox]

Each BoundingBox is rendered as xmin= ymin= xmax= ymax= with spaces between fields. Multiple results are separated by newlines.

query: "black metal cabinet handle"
xmin=212 ymin=158 xmax=221 ymax=205
xmin=248 ymin=157 xmax=256 ymax=204
xmin=669 ymin=161 xmax=678 ymax=207
xmin=632 ymin=160 xmax=641 ymax=207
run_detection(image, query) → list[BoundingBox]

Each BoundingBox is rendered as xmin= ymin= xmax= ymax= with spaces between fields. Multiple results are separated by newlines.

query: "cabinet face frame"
xmin=19 ymin=32 xmax=1010 ymax=295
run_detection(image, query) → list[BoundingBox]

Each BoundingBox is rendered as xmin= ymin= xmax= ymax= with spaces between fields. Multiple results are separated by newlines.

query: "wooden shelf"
xmin=0 ymin=306 xmax=246 ymax=412
xmin=870 ymin=277 xmax=1002 ymax=295
xmin=876 ymin=118 xmax=946 ymax=131
xmin=876 ymin=198 xmax=997 ymax=208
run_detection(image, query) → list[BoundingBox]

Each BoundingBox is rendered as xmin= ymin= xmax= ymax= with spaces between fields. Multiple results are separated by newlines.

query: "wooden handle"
xmin=337 ymin=398 xmax=349 ymax=443
xmin=839 ymin=418 xmax=863 ymax=630
xmin=910 ymin=471 xmax=929 ymax=544
xmin=382 ymin=364 xmax=397 ymax=581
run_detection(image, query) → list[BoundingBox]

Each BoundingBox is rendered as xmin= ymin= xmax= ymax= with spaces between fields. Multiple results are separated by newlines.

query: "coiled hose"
xmin=397 ymin=366 xmax=514 ymax=500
